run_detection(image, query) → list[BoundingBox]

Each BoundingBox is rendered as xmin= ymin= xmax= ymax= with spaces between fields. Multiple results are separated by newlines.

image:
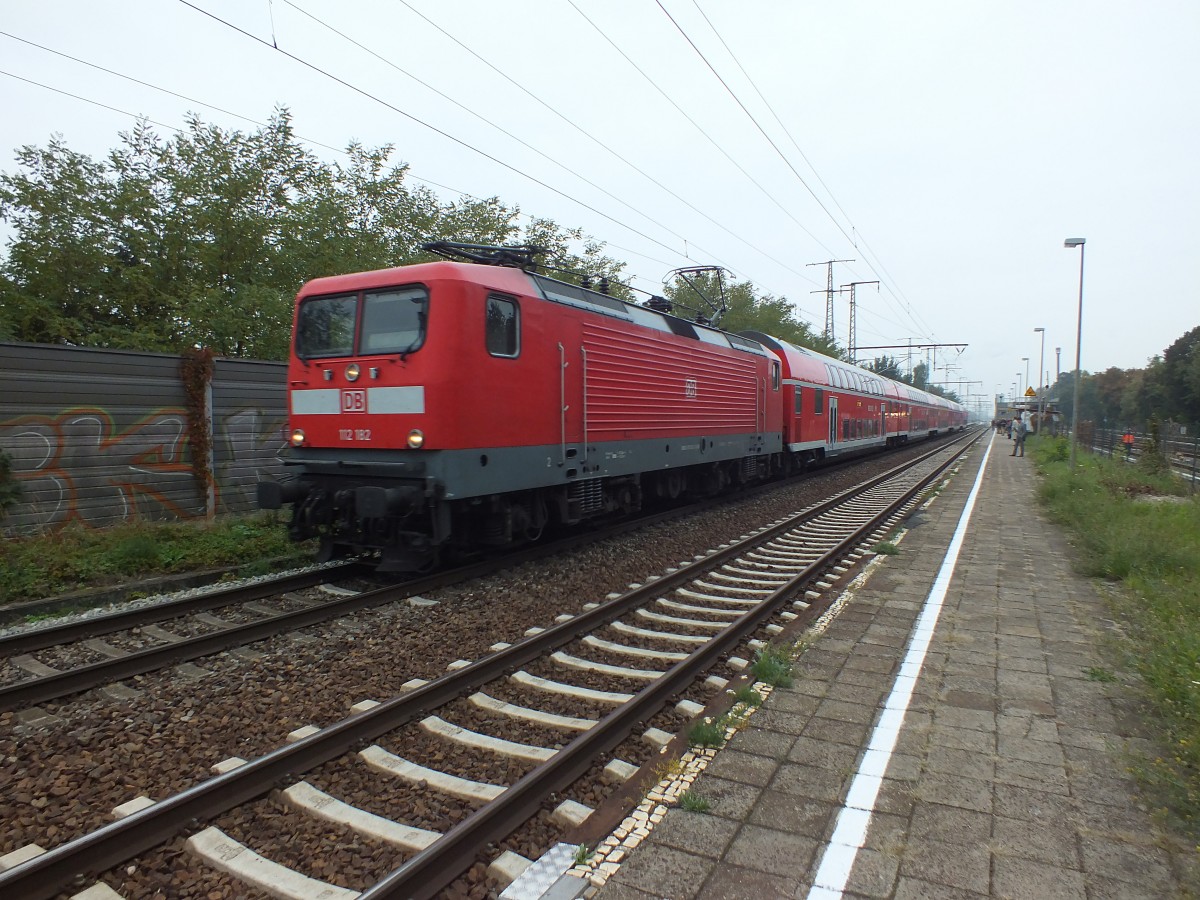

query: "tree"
xmin=1161 ymin=326 xmax=1200 ymax=424
xmin=865 ymin=355 xmax=903 ymax=381
xmin=660 ymin=270 xmax=834 ymax=354
xmin=0 ymin=111 xmax=629 ymax=360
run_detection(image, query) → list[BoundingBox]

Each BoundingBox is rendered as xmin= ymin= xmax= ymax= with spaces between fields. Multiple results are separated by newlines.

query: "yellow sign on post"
xmin=1024 ymin=387 xmax=1036 ymax=397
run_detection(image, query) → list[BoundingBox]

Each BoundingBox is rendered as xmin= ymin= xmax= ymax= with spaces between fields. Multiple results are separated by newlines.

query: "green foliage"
xmin=662 ymin=270 xmax=835 ymax=355
xmin=1137 ymin=416 xmax=1172 ymax=476
xmin=1033 ymin=448 xmax=1200 ymax=833
xmin=572 ymin=844 xmax=592 ymax=866
xmin=679 ymin=791 xmax=711 ymax=813
xmin=1085 ymin=666 xmax=1118 ymax=683
xmin=687 ymin=717 xmax=727 ymax=748
xmin=872 ymin=541 xmax=900 ymax=555
xmin=733 ymin=684 xmax=764 ymax=707
xmin=750 ymin=644 xmax=794 ymax=687
xmin=0 ymin=514 xmax=312 ymax=604
xmin=0 ymin=112 xmax=626 ymax=360
xmin=1046 ymin=323 xmax=1200 ymax=431
xmin=0 ymin=446 xmax=22 ymax=518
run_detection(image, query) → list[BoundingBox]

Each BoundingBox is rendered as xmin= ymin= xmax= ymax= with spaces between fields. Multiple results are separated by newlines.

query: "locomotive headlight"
xmin=345 ymin=363 xmax=361 ymax=382
xmin=290 ymin=428 xmax=306 ymax=447
xmin=407 ymin=429 xmax=425 ymax=449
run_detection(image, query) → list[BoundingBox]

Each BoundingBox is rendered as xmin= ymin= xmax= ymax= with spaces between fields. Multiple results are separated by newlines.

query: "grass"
xmin=0 ymin=513 xmax=315 ymax=606
xmin=687 ymin=717 xmax=726 ymax=749
xmin=750 ymin=644 xmax=794 ymax=688
xmin=872 ymin=541 xmax=900 ymax=555
xmin=679 ymin=791 xmax=711 ymax=813
xmin=1029 ymin=435 xmax=1200 ymax=835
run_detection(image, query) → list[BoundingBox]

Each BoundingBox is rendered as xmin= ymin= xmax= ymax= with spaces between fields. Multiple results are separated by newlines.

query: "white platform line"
xmin=807 ymin=434 xmax=994 ymax=899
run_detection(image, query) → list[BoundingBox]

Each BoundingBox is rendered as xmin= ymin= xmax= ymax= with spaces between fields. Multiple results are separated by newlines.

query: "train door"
xmin=828 ymin=396 xmax=838 ymax=444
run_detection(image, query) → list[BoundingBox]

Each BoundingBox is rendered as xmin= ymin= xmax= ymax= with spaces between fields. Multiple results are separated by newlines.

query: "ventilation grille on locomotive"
xmin=568 ymin=478 xmax=604 ymax=514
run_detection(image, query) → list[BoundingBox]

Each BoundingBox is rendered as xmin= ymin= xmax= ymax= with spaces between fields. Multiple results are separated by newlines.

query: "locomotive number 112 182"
xmin=339 ymin=428 xmax=372 ymax=441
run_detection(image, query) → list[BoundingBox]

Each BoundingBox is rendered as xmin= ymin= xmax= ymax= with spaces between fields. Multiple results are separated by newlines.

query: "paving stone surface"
xmin=596 ymin=434 xmax=1198 ymax=899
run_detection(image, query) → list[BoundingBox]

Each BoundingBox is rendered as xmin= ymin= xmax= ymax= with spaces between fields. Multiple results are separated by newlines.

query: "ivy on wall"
xmin=179 ymin=348 xmax=216 ymax=504
xmin=0 ymin=446 xmax=22 ymax=519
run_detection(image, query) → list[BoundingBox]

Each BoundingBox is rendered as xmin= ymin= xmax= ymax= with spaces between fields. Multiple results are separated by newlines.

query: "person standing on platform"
xmin=1011 ymin=414 xmax=1028 ymax=457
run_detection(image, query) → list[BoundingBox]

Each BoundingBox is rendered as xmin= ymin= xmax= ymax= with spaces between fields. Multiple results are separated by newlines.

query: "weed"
xmin=733 ymin=685 xmax=764 ymax=708
xmin=679 ymin=791 xmax=711 ymax=813
xmin=572 ymin=843 xmax=592 ymax=866
xmin=872 ymin=541 xmax=900 ymax=555
xmin=652 ymin=757 xmax=685 ymax=781
xmin=108 ymin=533 xmax=162 ymax=574
xmin=688 ymin=718 xmax=726 ymax=748
xmin=751 ymin=644 xmax=794 ymax=687
xmin=1032 ymin=444 xmax=1200 ymax=836
xmin=0 ymin=514 xmax=315 ymax=606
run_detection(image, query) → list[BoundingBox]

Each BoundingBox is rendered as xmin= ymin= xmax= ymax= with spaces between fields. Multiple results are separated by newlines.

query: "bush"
xmin=0 ymin=514 xmax=312 ymax=605
xmin=0 ymin=447 xmax=22 ymax=519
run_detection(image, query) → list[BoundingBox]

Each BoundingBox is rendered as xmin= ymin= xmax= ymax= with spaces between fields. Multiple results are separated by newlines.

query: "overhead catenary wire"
xmin=566 ymin=0 xmax=827 ymax=292
xmin=178 ymin=0 xmax=833 ymax=320
xmin=175 ymin=0 xmax=703 ymax=272
xmin=385 ymin=0 xmax=811 ymax=294
xmin=7 ymin=4 xmax=861 ymax=328
xmin=0 ymin=59 xmax=675 ymax=288
xmin=279 ymin=0 xmax=708 ymax=267
xmin=669 ymin=0 xmax=938 ymax=343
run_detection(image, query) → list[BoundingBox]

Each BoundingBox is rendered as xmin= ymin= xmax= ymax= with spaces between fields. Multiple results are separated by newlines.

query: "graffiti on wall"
xmin=1 ymin=405 xmax=287 ymax=532
xmin=217 ymin=407 xmax=289 ymax=513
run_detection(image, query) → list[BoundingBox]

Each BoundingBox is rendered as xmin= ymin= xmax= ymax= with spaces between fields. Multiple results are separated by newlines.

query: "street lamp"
xmin=1021 ymin=357 xmax=1029 ymax=396
xmin=1034 ymin=327 xmax=1046 ymax=433
xmin=1064 ymin=238 xmax=1086 ymax=469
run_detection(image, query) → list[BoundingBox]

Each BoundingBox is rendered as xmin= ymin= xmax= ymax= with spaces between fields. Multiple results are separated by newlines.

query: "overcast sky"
xmin=3 ymin=1 xmax=1197 ymax=415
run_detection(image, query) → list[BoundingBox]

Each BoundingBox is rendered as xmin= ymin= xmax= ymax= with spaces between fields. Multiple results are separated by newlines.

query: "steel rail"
xmin=0 ymin=562 xmax=368 ymax=656
xmin=361 ymin=433 xmax=978 ymax=898
xmin=0 ymin=434 xmax=979 ymax=898
xmin=0 ymin=433 xmax=969 ymax=713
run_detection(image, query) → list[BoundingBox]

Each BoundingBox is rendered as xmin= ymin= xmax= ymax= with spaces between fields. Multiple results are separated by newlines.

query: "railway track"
xmin=0 ymin=436 xmax=967 ymax=715
xmin=0 ymin=431 xmax=978 ymax=899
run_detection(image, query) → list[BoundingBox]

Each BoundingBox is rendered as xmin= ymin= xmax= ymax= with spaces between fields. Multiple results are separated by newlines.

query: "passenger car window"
xmin=814 ymin=388 xmax=824 ymax=413
xmin=486 ymin=295 xmax=520 ymax=357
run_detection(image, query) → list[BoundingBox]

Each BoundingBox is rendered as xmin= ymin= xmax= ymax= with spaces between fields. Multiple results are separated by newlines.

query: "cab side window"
xmin=486 ymin=295 xmax=520 ymax=357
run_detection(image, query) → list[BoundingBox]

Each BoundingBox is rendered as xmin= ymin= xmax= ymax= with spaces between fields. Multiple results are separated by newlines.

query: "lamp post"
xmin=1064 ymin=238 xmax=1086 ymax=469
xmin=1034 ymin=327 xmax=1046 ymax=433
xmin=1021 ymin=357 xmax=1029 ymax=396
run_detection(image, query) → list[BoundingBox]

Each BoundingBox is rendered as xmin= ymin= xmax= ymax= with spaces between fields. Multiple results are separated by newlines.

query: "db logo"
xmin=684 ymin=378 xmax=698 ymax=399
xmin=341 ymin=389 xmax=367 ymax=413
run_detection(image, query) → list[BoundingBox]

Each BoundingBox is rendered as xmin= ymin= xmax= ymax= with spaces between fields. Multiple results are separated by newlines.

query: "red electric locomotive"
xmin=259 ymin=245 xmax=784 ymax=571
xmin=259 ymin=244 xmax=965 ymax=571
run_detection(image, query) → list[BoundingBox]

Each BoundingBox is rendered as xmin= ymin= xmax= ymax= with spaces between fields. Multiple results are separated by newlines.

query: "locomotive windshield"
xmin=296 ymin=293 xmax=357 ymax=358
xmin=360 ymin=287 xmax=428 ymax=355
xmin=295 ymin=286 xmax=428 ymax=358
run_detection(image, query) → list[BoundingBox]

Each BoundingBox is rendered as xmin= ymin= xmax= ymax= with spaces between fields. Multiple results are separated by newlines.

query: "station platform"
xmin=588 ymin=431 xmax=1197 ymax=899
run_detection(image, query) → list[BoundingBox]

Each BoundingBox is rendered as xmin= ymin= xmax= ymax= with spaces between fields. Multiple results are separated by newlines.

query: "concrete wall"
xmin=0 ymin=342 xmax=287 ymax=534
